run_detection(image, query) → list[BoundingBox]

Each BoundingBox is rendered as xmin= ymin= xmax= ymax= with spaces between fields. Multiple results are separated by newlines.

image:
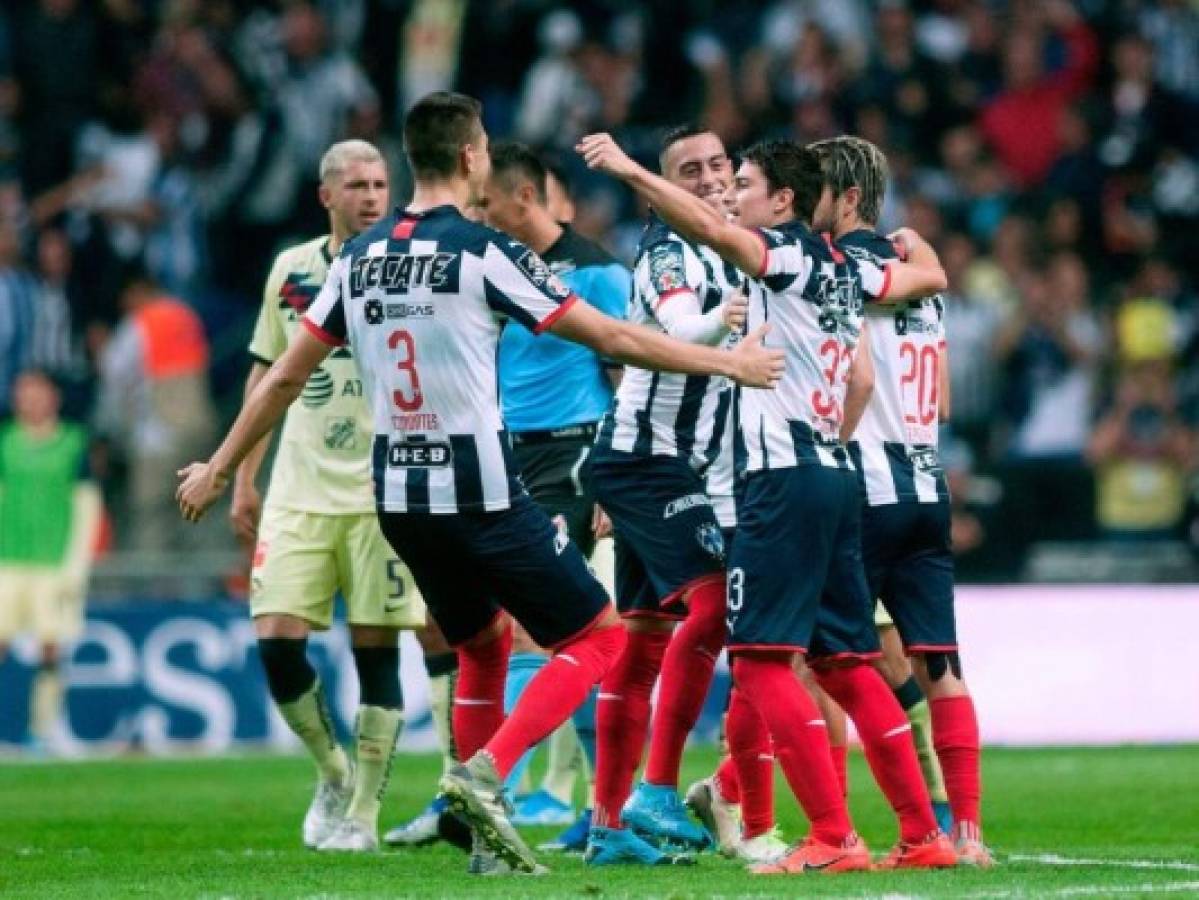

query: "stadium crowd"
xmin=0 ymin=0 xmax=1196 ymax=576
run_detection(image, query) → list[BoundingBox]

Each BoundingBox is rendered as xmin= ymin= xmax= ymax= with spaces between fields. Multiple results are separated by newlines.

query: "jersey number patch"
xmin=388 ymin=329 xmax=424 ymax=411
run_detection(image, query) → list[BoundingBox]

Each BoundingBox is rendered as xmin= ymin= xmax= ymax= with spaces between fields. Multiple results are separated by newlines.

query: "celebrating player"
xmin=579 ymin=131 xmax=956 ymax=873
xmin=584 ymin=124 xmax=749 ymax=866
xmin=0 ymin=370 xmax=100 ymax=754
xmin=230 ymin=139 xmax=426 ymax=853
xmin=816 ymin=134 xmax=991 ymax=867
xmin=178 ymin=91 xmax=782 ymax=876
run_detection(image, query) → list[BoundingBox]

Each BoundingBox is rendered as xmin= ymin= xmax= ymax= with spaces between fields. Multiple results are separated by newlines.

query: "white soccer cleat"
xmin=684 ymin=776 xmax=742 ymax=855
xmin=735 ymin=828 xmax=790 ymax=865
xmin=302 ymin=776 xmax=354 ymax=849
xmin=318 ymin=817 xmax=379 ymax=852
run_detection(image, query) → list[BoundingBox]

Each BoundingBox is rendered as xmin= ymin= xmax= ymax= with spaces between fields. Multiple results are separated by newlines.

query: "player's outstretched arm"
xmin=880 ymin=227 xmax=948 ymax=302
xmin=177 ymin=329 xmax=331 ymax=523
xmin=550 ymin=299 xmax=783 ymax=388
xmin=577 ymin=133 xmax=767 ymax=277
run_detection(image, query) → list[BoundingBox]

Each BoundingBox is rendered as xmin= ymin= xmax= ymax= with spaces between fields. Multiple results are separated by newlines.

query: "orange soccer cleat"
xmin=876 ymin=831 xmax=959 ymax=870
xmin=750 ymin=833 xmax=872 ymax=875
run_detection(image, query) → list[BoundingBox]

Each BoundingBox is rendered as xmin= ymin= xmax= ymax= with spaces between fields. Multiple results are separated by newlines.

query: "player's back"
xmin=595 ymin=216 xmax=737 ymax=470
xmin=741 ymin=221 xmax=886 ymax=472
xmin=838 ymin=229 xmax=948 ymax=506
xmin=304 ymin=204 xmax=577 ymax=515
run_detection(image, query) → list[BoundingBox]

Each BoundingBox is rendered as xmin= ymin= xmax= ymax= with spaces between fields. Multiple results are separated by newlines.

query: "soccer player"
xmin=0 ymin=370 xmax=99 ymax=753
xmin=579 ymin=131 xmax=957 ymax=873
xmin=583 ymin=124 xmax=750 ymax=866
xmin=177 ymin=90 xmax=783 ymax=876
xmin=816 ymin=134 xmax=991 ymax=867
xmin=230 ymin=139 xmax=426 ymax=853
xmin=478 ymin=141 xmax=630 ymax=842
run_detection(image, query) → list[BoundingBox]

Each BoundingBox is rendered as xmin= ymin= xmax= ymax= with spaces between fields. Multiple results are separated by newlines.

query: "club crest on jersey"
xmin=278 ymin=274 xmax=321 ymax=316
xmin=648 ymin=243 xmax=686 ymax=294
xmin=696 ymin=522 xmax=726 ymax=564
xmin=517 ymin=250 xmax=571 ymax=299
xmin=323 ymin=417 xmax=358 ymax=451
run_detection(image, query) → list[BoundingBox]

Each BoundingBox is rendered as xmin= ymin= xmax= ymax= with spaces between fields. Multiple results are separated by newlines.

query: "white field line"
xmin=964 ymin=881 xmax=1199 ymax=898
xmin=1010 ymin=852 xmax=1199 ymax=873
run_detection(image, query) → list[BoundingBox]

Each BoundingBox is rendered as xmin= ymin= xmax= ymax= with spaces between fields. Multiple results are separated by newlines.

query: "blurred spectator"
xmin=979 ymin=1 xmax=1099 ymax=187
xmin=94 ymin=272 xmax=215 ymax=554
xmin=1088 ymin=361 xmax=1196 ymax=538
xmin=0 ymin=220 xmax=36 ymax=418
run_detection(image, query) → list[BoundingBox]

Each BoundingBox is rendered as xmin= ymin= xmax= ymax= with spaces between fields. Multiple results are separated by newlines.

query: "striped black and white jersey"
xmin=741 ymin=221 xmax=889 ymax=473
xmin=303 ymin=204 xmax=578 ymax=514
xmin=839 ymin=229 xmax=949 ymax=506
xmin=704 ymin=395 xmax=738 ymax=528
xmin=594 ymin=215 xmax=740 ymax=471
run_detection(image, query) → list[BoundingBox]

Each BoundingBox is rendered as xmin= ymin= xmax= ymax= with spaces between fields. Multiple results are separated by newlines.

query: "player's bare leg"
xmin=441 ymin=607 xmax=627 ymax=874
xmin=875 ymin=623 xmax=952 ymax=832
xmin=255 ymin=613 xmax=352 ymax=849
xmin=912 ymin=651 xmax=992 ymax=867
xmin=319 ymin=623 xmax=404 ymax=852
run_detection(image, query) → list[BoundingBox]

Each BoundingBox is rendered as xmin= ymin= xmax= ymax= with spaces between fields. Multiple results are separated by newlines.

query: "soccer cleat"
xmin=933 ymin=800 xmax=954 ymax=835
xmin=538 ymin=808 xmax=592 ymax=852
xmin=584 ymin=826 xmax=696 ymax=866
xmin=876 ymin=832 xmax=958 ymax=869
xmin=439 ymin=754 xmax=540 ymax=874
xmin=622 ymin=782 xmax=713 ymax=851
xmin=684 ymin=776 xmax=742 ymax=856
xmin=384 ymin=797 xmax=442 ymax=847
xmin=750 ymin=834 xmax=872 ymax=875
xmin=735 ymin=828 xmax=790 ymax=865
xmin=318 ymin=818 xmax=379 ymax=852
xmin=468 ymin=832 xmax=549 ymax=876
xmin=511 ymin=788 xmax=575 ymax=827
xmin=302 ymin=775 xmax=354 ymax=849
xmin=955 ymin=837 xmax=996 ymax=868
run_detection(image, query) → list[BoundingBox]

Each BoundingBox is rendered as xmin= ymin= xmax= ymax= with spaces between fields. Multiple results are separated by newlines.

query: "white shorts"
xmin=0 ymin=566 xmax=85 ymax=645
xmin=251 ymin=507 xmax=426 ymax=631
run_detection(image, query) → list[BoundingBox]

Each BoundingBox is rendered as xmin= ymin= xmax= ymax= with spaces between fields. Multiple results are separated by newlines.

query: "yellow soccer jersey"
xmin=250 ymin=235 xmax=375 ymax=514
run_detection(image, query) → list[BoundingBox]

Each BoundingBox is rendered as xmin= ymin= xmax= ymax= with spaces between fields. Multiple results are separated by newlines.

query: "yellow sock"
xmin=541 ymin=719 xmax=582 ymax=806
xmin=278 ymin=680 xmax=350 ymax=785
xmin=30 ymin=668 xmax=63 ymax=744
xmin=346 ymin=705 xmax=403 ymax=827
xmin=427 ymin=669 xmax=456 ymax=773
xmin=909 ymin=698 xmax=949 ymax=803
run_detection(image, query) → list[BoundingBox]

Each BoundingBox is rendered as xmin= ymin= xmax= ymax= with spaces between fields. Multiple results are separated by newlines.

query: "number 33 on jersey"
xmin=302 ymin=204 xmax=578 ymax=515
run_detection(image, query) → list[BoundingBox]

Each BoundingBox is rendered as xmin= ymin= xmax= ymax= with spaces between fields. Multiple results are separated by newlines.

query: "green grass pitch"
xmin=2 ymin=746 xmax=1197 ymax=898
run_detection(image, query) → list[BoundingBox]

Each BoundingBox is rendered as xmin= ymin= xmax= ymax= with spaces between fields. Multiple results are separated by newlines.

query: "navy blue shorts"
xmin=586 ymin=452 xmax=725 ymax=620
xmin=727 ymin=466 xmax=879 ymax=660
xmin=862 ymin=500 xmax=958 ymax=651
xmin=377 ymin=493 xmax=609 ymax=648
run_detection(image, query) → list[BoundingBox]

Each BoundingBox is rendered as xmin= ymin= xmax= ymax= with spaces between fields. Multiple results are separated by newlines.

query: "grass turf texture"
xmin=2 ymin=746 xmax=1197 ymax=898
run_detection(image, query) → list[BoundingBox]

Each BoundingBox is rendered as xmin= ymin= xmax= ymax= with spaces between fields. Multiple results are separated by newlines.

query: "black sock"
xmin=893 ymin=674 xmax=925 ymax=711
xmin=423 ymin=650 xmax=458 ymax=678
xmin=353 ymin=645 xmax=403 ymax=709
xmin=257 ymin=638 xmax=317 ymax=704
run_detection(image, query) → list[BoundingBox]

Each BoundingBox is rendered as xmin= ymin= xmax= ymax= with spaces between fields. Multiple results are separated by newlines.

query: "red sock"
xmin=831 ymin=743 xmax=849 ymax=798
xmin=815 ymin=664 xmax=937 ymax=843
xmin=931 ymin=694 xmax=982 ymax=837
xmin=593 ymin=627 xmax=670 ymax=828
xmin=727 ymin=685 xmax=774 ymax=839
xmin=714 ymin=755 xmax=740 ymax=803
xmin=485 ymin=624 xmax=625 ymax=778
xmin=453 ymin=622 xmax=512 ymax=762
xmin=731 ymin=654 xmax=852 ymax=846
xmin=644 ymin=578 xmax=726 ymax=787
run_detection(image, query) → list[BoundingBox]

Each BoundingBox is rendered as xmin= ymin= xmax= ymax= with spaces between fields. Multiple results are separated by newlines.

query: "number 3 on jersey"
xmin=388 ymin=329 xmax=424 ymax=411
xmin=811 ymin=338 xmax=853 ymax=432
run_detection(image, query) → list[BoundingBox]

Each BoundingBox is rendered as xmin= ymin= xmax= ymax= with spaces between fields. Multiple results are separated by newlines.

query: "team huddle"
xmin=177 ymin=89 xmax=989 ymax=876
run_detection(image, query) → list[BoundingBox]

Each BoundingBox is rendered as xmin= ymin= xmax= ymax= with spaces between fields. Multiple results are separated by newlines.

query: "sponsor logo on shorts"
xmin=663 ymin=493 xmax=711 ymax=519
xmin=387 ymin=441 xmax=453 ymax=467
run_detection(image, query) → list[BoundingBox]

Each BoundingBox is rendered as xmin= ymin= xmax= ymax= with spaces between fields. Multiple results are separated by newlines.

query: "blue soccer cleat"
xmin=584 ymin=826 xmax=695 ymax=866
xmin=538 ymin=808 xmax=592 ymax=852
xmin=622 ymin=782 xmax=713 ymax=851
xmin=933 ymin=800 xmax=954 ymax=836
xmin=511 ymin=788 xmax=575 ymax=827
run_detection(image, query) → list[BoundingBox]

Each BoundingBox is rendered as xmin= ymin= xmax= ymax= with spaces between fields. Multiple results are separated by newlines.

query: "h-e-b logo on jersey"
xmin=388 ymin=440 xmax=453 ymax=467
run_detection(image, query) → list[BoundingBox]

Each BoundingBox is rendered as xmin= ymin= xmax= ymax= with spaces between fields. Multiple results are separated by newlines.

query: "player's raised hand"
xmin=177 ymin=462 xmax=229 ymax=523
xmin=888 ymin=226 xmax=926 ymax=260
xmin=722 ymin=286 xmax=749 ymax=332
xmin=576 ymin=133 xmax=640 ymax=180
xmin=728 ymin=323 xmax=784 ymax=388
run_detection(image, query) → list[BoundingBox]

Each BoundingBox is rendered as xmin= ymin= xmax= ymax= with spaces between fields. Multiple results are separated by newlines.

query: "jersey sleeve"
xmin=248 ymin=253 xmax=289 ymax=364
xmin=856 ymin=257 xmax=892 ymax=302
xmin=754 ymin=227 xmax=813 ymax=282
xmin=638 ymin=238 xmax=706 ymax=314
xmin=481 ymin=237 xmax=579 ymax=334
xmin=301 ymin=254 xmax=349 ymax=346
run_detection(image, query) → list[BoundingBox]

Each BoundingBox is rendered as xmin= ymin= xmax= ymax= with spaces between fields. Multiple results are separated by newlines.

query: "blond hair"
xmin=809 ymin=136 xmax=889 ymax=226
xmin=319 ymin=139 xmax=385 ymax=184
